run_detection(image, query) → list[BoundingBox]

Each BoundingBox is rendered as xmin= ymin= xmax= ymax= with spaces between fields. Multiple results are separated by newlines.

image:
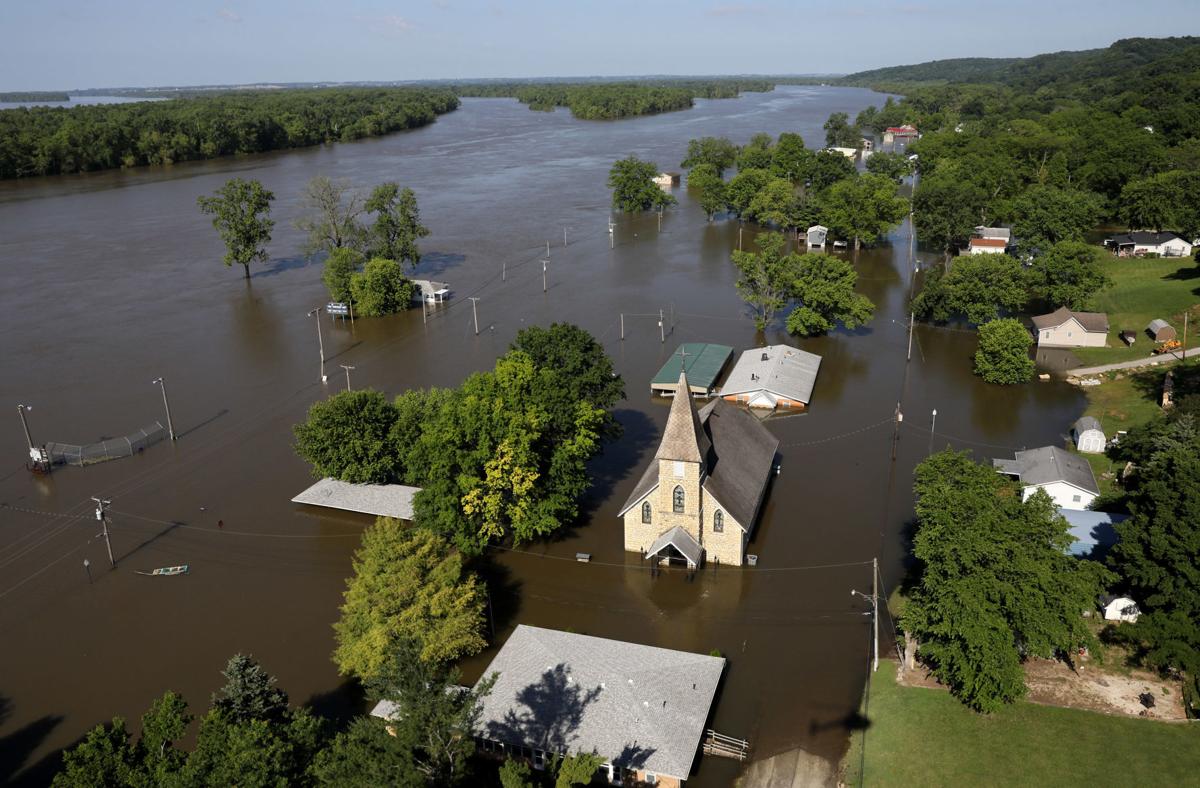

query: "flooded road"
xmin=0 ymin=86 xmax=1086 ymax=784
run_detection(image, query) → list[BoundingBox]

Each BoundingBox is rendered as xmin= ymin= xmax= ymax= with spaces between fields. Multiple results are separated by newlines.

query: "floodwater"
xmin=0 ymin=86 xmax=1086 ymax=784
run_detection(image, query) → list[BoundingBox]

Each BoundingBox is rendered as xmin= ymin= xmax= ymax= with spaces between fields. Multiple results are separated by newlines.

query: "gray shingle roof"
xmin=698 ymin=399 xmax=779 ymax=533
xmin=1107 ymin=231 xmax=1183 ymax=246
xmin=646 ymin=526 xmax=704 ymax=566
xmin=1074 ymin=416 xmax=1102 ymax=434
xmin=291 ymin=478 xmax=421 ymax=520
xmin=654 ymin=372 xmax=710 ymax=464
xmin=473 ymin=625 xmax=725 ymax=780
xmin=720 ymin=345 xmax=823 ymax=405
xmin=1031 ymin=306 xmax=1108 ymax=333
xmin=992 ymin=446 xmax=1098 ymax=494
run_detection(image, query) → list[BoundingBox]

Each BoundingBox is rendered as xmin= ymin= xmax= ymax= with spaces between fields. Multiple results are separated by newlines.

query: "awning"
xmin=646 ymin=526 xmax=704 ymax=568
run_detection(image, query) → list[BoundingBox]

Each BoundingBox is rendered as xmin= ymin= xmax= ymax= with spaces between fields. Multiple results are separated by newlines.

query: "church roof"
xmin=646 ymin=526 xmax=705 ymax=567
xmin=654 ymin=371 xmax=711 ymax=464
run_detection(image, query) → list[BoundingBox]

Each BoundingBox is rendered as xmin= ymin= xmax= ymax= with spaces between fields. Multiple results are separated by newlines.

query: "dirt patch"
xmin=894 ymin=657 xmax=1187 ymax=721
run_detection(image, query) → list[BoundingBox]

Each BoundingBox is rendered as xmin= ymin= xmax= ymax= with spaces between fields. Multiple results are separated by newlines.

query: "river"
xmin=0 ymin=86 xmax=1086 ymax=784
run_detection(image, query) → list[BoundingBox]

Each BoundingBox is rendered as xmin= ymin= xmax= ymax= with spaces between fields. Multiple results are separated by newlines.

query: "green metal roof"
xmin=651 ymin=343 xmax=734 ymax=393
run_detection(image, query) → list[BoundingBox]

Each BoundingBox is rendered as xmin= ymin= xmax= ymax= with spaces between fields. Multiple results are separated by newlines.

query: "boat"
xmin=136 ymin=564 xmax=189 ymax=576
xmin=832 ymin=240 xmax=849 ymax=249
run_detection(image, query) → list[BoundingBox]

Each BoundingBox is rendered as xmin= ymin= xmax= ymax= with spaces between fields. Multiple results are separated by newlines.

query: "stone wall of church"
xmin=700 ymin=487 xmax=745 ymax=566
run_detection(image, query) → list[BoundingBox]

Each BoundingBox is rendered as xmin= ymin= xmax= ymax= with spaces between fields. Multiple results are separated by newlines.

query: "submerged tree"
xmin=350 ymin=257 xmax=415 ymax=317
xmin=298 ymin=175 xmax=365 ymax=256
xmin=786 ymin=253 xmax=876 ymax=336
xmin=607 ymin=155 xmax=675 ymax=213
xmin=197 ymin=177 xmax=275 ymax=279
xmin=212 ymin=653 xmax=290 ymax=724
xmin=820 ymin=172 xmax=908 ymax=249
xmin=680 ymin=136 xmax=739 ymax=176
xmin=732 ymin=231 xmax=796 ymax=330
xmin=365 ymin=182 xmax=429 ymax=267
xmin=322 ymin=247 xmax=365 ymax=303
xmin=973 ymin=318 xmax=1035 ymax=384
xmin=686 ymin=162 xmax=727 ymax=220
xmin=293 ymin=389 xmax=402 ymax=483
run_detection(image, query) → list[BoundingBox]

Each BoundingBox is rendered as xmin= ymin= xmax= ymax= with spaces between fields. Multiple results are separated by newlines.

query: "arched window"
xmin=713 ymin=510 xmax=724 ymax=533
xmin=641 ymin=501 xmax=652 ymax=524
xmin=673 ymin=486 xmax=685 ymax=513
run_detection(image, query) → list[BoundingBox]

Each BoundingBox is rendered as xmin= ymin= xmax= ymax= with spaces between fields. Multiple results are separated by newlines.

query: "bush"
xmin=350 ymin=257 xmax=415 ymax=317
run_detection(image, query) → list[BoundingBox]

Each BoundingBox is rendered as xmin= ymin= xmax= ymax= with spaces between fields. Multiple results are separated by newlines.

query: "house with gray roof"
xmin=720 ymin=345 xmax=822 ymax=411
xmin=1105 ymin=231 xmax=1193 ymax=258
xmin=472 ymin=625 xmax=726 ymax=786
xmin=993 ymin=446 xmax=1099 ymax=510
xmin=619 ymin=371 xmax=778 ymax=567
xmin=1031 ymin=306 xmax=1109 ymax=348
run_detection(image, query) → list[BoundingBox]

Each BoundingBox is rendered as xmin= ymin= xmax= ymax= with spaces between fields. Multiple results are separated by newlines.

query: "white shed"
xmin=1100 ymin=595 xmax=1140 ymax=623
xmin=806 ymin=224 xmax=829 ymax=248
xmin=1073 ymin=416 xmax=1106 ymax=454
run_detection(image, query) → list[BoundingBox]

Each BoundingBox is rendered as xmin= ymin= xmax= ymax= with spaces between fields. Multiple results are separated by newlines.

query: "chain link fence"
xmin=44 ymin=422 xmax=166 ymax=466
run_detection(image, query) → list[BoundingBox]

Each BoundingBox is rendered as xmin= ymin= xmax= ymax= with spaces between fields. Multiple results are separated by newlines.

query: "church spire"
xmin=654 ymin=371 xmax=710 ymax=464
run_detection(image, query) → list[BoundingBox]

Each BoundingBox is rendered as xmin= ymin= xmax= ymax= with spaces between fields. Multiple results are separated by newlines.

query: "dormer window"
xmin=673 ymin=486 xmax=684 ymax=513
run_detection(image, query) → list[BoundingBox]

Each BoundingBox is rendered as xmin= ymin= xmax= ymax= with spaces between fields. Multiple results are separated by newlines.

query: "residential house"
xmin=619 ymin=371 xmax=779 ymax=567
xmin=974 ymin=226 xmax=1011 ymax=242
xmin=411 ymin=279 xmax=450 ymax=302
xmin=1031 ymin=306 xmax=1109 ymax=348
xmin=993 ymin=446 xmax=1099 ymax=510
xmin=967 ymin=237 xmax=1008 ymax=255
xmin=1072 ymin=416 xmax=1106 ymax=454
xmin=882 ymin=125 xmax=918 ymax=145
xmin=1148 ymin=318 xmax=1176 ymax=342
xmin=1105 ymin=232 xmax=1193 ymax=258
xmin=806 ymin=224 xmax=829 ymax=248
xmin=653 ymin=172 xmax=681 ymax=188
xmin=471 ymin=625 xmax=726 ymax=787
xmin=720 ymin=345 xmax=822 ymax=411
xmin=1099 ymin=594 xmax=1140 ymax=623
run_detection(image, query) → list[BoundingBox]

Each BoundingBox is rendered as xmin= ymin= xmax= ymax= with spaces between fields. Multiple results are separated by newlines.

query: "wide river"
xmin=0 ymin=86 xmax=1085 ymax=784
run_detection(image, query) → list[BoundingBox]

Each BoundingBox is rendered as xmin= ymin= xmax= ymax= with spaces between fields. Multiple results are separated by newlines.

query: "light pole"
xmin=307 ymin=307 xmax=327 ymax=383
xmin=852 ymin=557 xmax=879 ymax=672
xmin=340 ymin=364 xmax=355 ymax=392
xmin=929 ymin=408 xmax=938 ymax=456
xmin=151 ymin=377 xmax=176 ymax=441
xmin=16 ymin=404 xmax=34 ymax=455
xmin=468 ymin=297 xmax=480 ymax=335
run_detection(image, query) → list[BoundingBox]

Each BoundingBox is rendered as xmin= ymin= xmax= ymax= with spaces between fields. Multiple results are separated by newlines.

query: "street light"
xmin=307 ymin=307 xmax=328 ymax=383
xmin=851 ymin=588 xmax=879 ymax=672
xmin=340 ymin=364 xmax=355 ymax=392
xmin=151 ymin=377 xmax=176 ymax=441
xmin=929 ymin=408 xmax=938 ymax=456
xmin=16 ymin=404 xmax=34 ymax=455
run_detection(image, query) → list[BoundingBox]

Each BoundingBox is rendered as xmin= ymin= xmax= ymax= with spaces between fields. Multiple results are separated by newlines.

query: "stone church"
xmin=618 ymin=371 xmax=779 ymax=567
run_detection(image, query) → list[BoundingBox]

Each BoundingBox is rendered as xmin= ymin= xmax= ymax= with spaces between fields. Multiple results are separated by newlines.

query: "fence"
xmin=44 ymin=422 xmax=167 ymax=467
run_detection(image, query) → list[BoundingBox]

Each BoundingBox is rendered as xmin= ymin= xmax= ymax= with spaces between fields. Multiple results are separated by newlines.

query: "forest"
xmin=0 ymin=87 xmax=459 ymax=178
xmin=455 ymin=78 xmax=775 ymax=119
xmin=0 ymin=91 xmax=70 ymax=102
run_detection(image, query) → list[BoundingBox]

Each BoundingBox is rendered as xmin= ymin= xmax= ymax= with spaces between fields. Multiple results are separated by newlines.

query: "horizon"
xmin=3 ymin=0 xmax=1199 ymax=92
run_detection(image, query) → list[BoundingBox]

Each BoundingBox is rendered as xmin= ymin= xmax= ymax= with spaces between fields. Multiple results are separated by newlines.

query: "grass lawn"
xmin=1071 ymin=255 xmax=1200 ymax=367
xmin=841 ymin=661 xmax=1200 ymax=788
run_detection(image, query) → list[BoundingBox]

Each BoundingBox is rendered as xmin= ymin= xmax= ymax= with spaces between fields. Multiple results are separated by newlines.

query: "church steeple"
xmin=654 ymin=371 xmax=710 ymax=465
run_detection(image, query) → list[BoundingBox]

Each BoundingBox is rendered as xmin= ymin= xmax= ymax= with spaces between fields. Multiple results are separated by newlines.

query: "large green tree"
xmin=820 ymin=172 xmax=909 ymax=249
xmin=365 ymin=182 xmax=429 ymax=267
xmin=333 ymin=519 xmax=487 ymax=677
xmin=197 ymin=178 xmax=275 ymax=279
xmin=1119 ymin=170 xmax=1200 ymax=238
xmin=912 ymin=254 xmax=1027 ymax=324
xmin=511 ymin=322 xmax=626 ymax=437
xmin=350 ymin=257 xmax=416 ymax=317
xmin=322 ymin=247 xmax=365 ymax=303
xmin=725 ymin=168 xmax=771 ymax=218
xmin=685 ymin=162 xmax=727 ymax=220
xmin=294 ymin=389 xmax=402 ymax=484
xmin=973 ymin=318 xmax=1035 ymax=384
xmin=311 ymin=717 xmax=422 ymax=787
xmin=823 ymin=112 xmax=861 ymax=148
xmin=731 ymin=231 xmax=796 ymax=330
xmin=736 ymin=132 xmax=775 ymax=171
xmin=770 ymin=131 xmax=811 ymax=183
xmin=1008 ymin=185 xmax=1103 ymax=253
xmin=608 ymin=155 xmax=675 ymax=213
xmin=902 ymin=451 xmax=1108 ymax=712
xmin=212 ymin=653 xmax=290 ymax=724
xmin=1024 ymin=240 xmax=1111 ymax=309
xmin=680 ymin=136 xmax=738 ymax=176
xmin=298 ymin=175 xmax=365 ymax=256
xmin=804 ymin=149 xmax=856 ymax=191
xmin=786 ymin=253 xmax=876 ymax=336
xmin=865 ymin=150 xmax=914 ymax=183
xmin=747 ymin=177 xmax=805 ymax=232
xmin=912 ymin=176 xmax=988 ymax=260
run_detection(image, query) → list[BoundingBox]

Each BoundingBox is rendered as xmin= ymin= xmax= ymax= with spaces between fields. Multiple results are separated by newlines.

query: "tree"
xmin=312 ymin=717 xmax=423 ymax=787
xmin=350 ymin=257 xmax=416 ymax=317
xmin=322 ymin=246 xmax=364 ymax=303
xmin=294 ymin=389 xmax=402 ymax=483
xmin=196 ymin=177 xmax=275 ymax=279
xmin=823 ymin=112 xmax=861 ymax=148
xmin=499 ymin=758 xmax=534 ymax=788
xmin=686 ymin=162 xmax=727 ymax=220
xmin=973 ymin=318 xmax=1035 ymax=384
xmin=912 ymin=254 xmax=1027 ymax=324
xmin=298 ymin=175 xmax=365 ymax=256
xmin=510 ymin=322 xmax=626 ymax=436
xmin=770 ymin=131 xmax=811 ymax=183
xmin=1024 ymin=241 xmax=1111 ymax=309
xmin=725 ymin=168 xmax=771 ymax=217
xmin=52 ymin=718 xmax=139 ymax=787
xmin=746 ymin=177 xmax=803 ymax=231
xmin=913 ymin=176 xmax=989 ymax=260
xmin=805 ymin=149 xmax=857 ymax=191
xmin=333 ymin=519 xmax=487 ymax=678
xmin=1009 ymin=185 xmax=1103 ymax=253
xmin=179 ymin=706 xmax=324 ymax=787
xmin=608 ymin=155 xmax=675 ymax=213
xmin=820 ymin=172 xmax=908 ymax=249
xmin=366 ymin=640 xmax=496 ymax=785
xmin=731 ymin=232 xmax=796 ymax=330
xmin=212 ymin=653 xmax=289 ymax=724
xmin=736 ymin=132 xmax=774 ymax=171
xmin=786 ymin=253 xmax=876 ymax=336
xmin=865 ymin=150 xmax=913 ymax=183
xmin=365 ymin=182 xmax=429 ymax=267
xmin=680 ymin=136 xmax=738 ymax=176
xmin=1119 ymin=170 xmax=1200 ymax=238
xmin=138 ymin=692 xmax=191 ymax=784
xmin=902 ymin=451 xmax=1108 ymax=712
xmin=555 ymin=752 xmax=605 ymax=787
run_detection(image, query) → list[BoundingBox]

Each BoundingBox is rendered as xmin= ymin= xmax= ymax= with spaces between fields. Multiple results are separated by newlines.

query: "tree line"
xmin=0 ymin=91 xmax=70 ymax=102
xmin=0 ymin=87 xmax=459 ymax=178
xmin=454 ymin=78 xmax=775 ymax=119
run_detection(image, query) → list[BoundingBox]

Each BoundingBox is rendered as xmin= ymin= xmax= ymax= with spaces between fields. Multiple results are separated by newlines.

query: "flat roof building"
xmin=720 ymin=345 xmax=822 ymax=411
xmin=651 ymin=344 xmax=734 ymax=396
xmin=291 ymin=478 xmax=421 ymax=520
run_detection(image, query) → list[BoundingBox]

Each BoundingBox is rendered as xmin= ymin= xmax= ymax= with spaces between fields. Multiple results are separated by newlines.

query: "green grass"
xmin=1071 ymin=256 xmax=1200 ymax=366
xmin=1082 ymin=371 xmax=1166 ymax=436
xmin=841 ymin=661 xmax=1200 ymax=788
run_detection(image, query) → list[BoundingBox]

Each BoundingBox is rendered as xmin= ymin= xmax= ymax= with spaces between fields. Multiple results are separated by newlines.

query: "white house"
xmin=1100 ymin=595 xmax=1140 ymax=623
xmin=1105 ymin=232 xmax=1193 ymax=258
xmin=974 ymin=226 xmax=1011 ymax=242
xmin=1073 ymin=416 xmax=1106 ymax=454
xmin=967 ymin=237 xmax=1008 ymax=255
xmin=653 ymin=172 xmax=681 ymax=188
xmin=993 ymin=446 xmax=1099 ymax=510
xmin=806 ymin=224 xmax=829 ymax=248
xmin=1031 ymin=306 xmax=1109 ymax=348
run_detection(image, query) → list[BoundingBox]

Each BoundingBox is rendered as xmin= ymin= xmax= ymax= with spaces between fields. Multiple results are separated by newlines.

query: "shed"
xmin=1072 ymin=416 xmax=1106 ymax=454
xmin=806 ymin=224 xmax=829 ymax=248
xmin=1099 ymin=594 xmax=1140 ymax=623
xmin=650 ymin=343 xmax=734 ymax=396
xmin=1120 ymin=329 xmax=1136 ymax=346
xmin=1147 ymin=319 xmax=1176 ymax=342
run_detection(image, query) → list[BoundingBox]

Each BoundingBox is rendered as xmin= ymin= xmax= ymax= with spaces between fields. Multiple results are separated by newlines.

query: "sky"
xmin=2 ymin=0 xmax=1198 ymax=90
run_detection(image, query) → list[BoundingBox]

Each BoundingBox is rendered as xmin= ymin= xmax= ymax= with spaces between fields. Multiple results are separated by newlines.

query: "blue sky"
xmin=2 ymin=1 xmax=1198 ymax=90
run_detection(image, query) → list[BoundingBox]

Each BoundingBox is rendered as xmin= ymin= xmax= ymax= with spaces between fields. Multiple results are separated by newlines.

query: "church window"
xmin=713 ymin=510 xmax=724 ymax=532
xmin=641 ymin=501 xmax=651 ymax=524
xmin=673 ymin=486 xmax=684 ymax=513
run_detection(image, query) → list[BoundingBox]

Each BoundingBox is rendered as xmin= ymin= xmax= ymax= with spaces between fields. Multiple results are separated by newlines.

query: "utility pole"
xmin=659 ymin=309 xmax=665 ymax=343
xmin=340 ymin=365 xmax=355 ymax=392
xmin=422 ymin=294 xmax=427 ymax=325
xmin=620 ymin=313 xmax=625 ymax=340
xmin=469 ymin=297 xmax=480 ymax=335
xmin=563 ymin=227 xmax=568 ymax=247
xmin=891 ymin=402 xmax=902 ymax=461
xmin=929 ymin=409 xmax=937 ymax=456
xmin=306 ymin=307 xmax=327 ymax=383
xmin=546 ymin=240 xmax=550 ymax=258
xmin=657 ymin=205 xmax=663 ymax=232
xmin=542 ymin=259 xmax=549 ymax=293
xmin=502 ymin=261 xmax=506 ymax=281
xmin=851 ymin=559 xmax=879 ymax=673
xmin=608 ymin=219 xmax=615 ymax=249
xmin=151 ymin=377 xmax=176 ymax=441
xmin=83 ymin=558 xmax=92 ymax=584
xmin=92 ymin=497 xmax=115 ymax=569
xmin=17 ymin=404 xmax=34 ymax=456
xmin=739 ymin=225 xmax=744 ymax=251
xmin=1184 ymin=311 xmax=1189 ymax=361
xmin=906 ymin=312 xmax=915 ymax=362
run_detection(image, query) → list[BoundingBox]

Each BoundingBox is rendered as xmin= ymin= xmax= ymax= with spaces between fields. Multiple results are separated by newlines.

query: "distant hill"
xmin=839 ymin=36 xmax=1200 ymax=91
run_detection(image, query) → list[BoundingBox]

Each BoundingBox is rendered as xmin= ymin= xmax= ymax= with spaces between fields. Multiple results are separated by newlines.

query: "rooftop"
xmin=655 ymin=371 xmax=711 ymax=465
xmin=992 ymin=446 xmax=1099 ymax=495
xmin=473 ymin=625 xmax=726 ymax=780
xmin=1031 ymin=306 xmax=1109 ymax=333
xmin=291 ymin=478 xmax=421 ymax=520
xmin=1058 ymin=508 xmax=1126 ymax=557
xmin=968 ymin=237 xmax=1008 ymax=248
xmin=1107 ymin=231 xmax=1184 ymax=246
xmin=720 ymin=345 xmax=823 ymax=406
xmin=651 ymin=343 xmax=734 ymax=394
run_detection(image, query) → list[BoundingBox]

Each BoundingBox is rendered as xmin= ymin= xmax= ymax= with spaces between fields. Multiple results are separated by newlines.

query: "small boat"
xmin=136 ymin=564 xmax=189 ymax=576
xmin=832 ymin=240 xmax=849 ymax=249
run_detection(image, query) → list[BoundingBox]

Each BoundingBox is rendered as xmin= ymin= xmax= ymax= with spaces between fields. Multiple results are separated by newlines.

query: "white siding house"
xmin=967 ymin=237 xmax=1007 ymax=255
xmin=1031 ymin=307 xmax=1109 ymax=348
xmin=1105 ymin=232 xmax=1193 ymax=258
xmin=994 ymin=446 xmax=1099 ymax=510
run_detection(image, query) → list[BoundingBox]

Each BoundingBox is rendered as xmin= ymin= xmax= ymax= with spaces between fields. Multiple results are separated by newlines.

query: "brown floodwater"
xmin=0 ymin=86 xmax=1086 ymax=784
